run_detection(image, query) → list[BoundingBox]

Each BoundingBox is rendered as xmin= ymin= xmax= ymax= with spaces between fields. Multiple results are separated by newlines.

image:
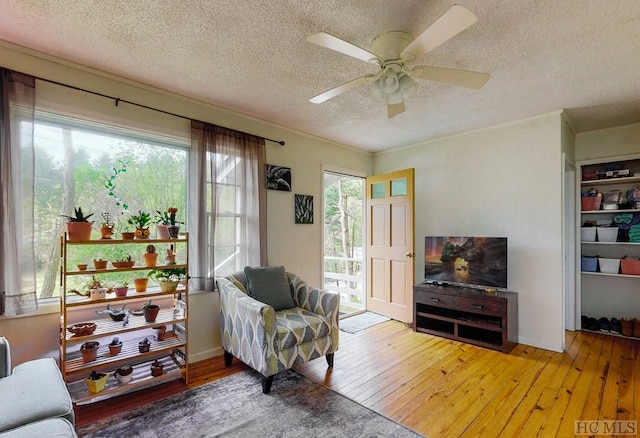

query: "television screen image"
xmin=424 ymin=236 xmax=508 ymax=289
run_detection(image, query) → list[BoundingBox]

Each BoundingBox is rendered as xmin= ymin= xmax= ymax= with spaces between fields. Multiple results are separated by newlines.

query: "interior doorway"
xmin=323 ymin=170 xmax=366 ymax=316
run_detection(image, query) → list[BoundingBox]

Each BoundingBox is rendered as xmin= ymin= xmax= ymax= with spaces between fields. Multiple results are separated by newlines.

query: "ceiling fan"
xmin=306 ymin=4 xmax=490 ymax=119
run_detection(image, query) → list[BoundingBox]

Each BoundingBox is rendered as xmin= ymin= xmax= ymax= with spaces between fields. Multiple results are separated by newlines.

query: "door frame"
xmin=321 ymin=165 xmax=367 ymax=315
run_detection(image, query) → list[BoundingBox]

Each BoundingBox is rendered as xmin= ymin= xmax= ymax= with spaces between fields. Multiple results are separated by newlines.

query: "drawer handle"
xmin=471 ymin=304 xmax=484 ymax=309
xmin=430 ymin=298 xmax=440 ymax=302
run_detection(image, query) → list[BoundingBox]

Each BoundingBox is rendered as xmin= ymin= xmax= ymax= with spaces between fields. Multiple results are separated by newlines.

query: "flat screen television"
xmin=424 ymin=236 xmax=508 ymax=289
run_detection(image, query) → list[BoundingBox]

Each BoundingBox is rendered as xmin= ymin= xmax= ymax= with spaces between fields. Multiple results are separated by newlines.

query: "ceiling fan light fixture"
xmin=370 ymin=79 xmax=384 ymax=100
xmin=380 ymin=70 xmax=399 ymax=94
xmin=397 ymin=73 xmax=418 ymax=99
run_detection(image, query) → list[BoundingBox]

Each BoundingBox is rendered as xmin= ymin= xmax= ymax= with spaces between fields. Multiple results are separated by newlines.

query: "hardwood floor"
xmin=76 ymin=321 xmax=639 ymax=437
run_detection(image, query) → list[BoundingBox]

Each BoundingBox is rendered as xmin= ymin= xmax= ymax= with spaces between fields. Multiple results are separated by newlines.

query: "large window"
xmin=33 ymin=113 xmax=188 ymax=298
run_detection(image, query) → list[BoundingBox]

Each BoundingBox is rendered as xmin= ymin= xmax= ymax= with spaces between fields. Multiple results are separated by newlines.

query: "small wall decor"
xmin=295 ymin=194 xmax=313 ymax=224
xmin=266 ymin=164 xmax=292 ymax=191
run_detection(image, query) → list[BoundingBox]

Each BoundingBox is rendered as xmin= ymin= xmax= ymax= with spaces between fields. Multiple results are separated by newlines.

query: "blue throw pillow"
xmin=244 ymin=266 xmax=295 ymax=311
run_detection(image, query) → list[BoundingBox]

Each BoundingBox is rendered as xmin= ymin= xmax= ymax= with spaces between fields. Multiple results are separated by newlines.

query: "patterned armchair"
xmin=217 ymin=269 xmax=340 ymax=393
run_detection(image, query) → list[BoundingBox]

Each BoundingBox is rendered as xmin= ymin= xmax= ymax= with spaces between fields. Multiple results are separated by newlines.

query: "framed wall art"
xmin=266 ymin=164 xmax=291 ymax=191
xmin=295 ymin=194 xmax=313 ymax=224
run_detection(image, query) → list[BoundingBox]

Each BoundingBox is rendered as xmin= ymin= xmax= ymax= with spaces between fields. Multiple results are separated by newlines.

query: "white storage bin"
xmin=597 ymin=227 xmax=618 ymax=242
xmin=599 ymin=257 xmax=620 ymax=274
xmin=581 ymin=227 xmax=596 ymax=242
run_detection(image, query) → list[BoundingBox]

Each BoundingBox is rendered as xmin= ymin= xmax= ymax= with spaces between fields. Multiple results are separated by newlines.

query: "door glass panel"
xmin=371 ymin=182 xmax=386 ymax=199
xmin=391 ymin=178 xmax=407 ymax=196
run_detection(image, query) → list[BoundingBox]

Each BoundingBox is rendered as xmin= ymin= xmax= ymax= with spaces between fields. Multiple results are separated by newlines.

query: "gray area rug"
xmin=76 ymin=369 xmax=423 ymax=437
xmin=340 ymin=312 xmax=391 ymax=334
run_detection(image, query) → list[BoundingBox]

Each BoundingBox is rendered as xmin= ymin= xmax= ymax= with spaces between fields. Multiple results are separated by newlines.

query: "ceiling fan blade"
xmin=411 ymin=65 xmax=490 ymax=89
xmin=387 ymin=101 xmax=405 ymax=119
xmin=401 ymin=5 xmax=477 ymax=62
xmin=307 ymin=32 xmax=379 ymax=64
xmin=309 ymin=75 xmax=374 ymax=104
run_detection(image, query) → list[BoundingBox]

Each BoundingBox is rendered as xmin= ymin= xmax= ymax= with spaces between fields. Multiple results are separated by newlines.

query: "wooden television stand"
xmin=413 ymin=283 xmax=518 ymax=353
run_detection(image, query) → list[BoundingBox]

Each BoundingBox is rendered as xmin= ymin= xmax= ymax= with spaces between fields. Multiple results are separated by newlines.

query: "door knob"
xmin=405 ymin=252 xmax=415 ymax=258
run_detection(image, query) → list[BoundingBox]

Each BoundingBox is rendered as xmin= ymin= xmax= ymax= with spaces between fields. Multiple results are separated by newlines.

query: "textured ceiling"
xmin=1 ymin=0 xmax=640 ymax=152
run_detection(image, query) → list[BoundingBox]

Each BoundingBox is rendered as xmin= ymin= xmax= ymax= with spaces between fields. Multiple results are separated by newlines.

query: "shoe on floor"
xmin=598 ymin=317 xmax=611 ymax=332
xmin=610 ymin=318 xmax=621 ymax=334
xmin=586 ymin=317 xmax=600 ymax=331
xmin=634 ymin=318 xmax=640 ymax=337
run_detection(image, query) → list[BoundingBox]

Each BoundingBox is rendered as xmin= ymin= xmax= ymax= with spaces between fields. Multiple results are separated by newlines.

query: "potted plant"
xmin=155 ymin=211 xmax=170 ymax=239
xmin=114 ymin=364 xmax=133 ymax=383
xmin=86 ymin=274 xmax=108 ymax=300
xmin=80 ymin=341 xmax=100 ymax=363
xmin=62 ymin=207 xmax=94 ymax=241
xmin=96 ymin=304 xmax=129 ymax=322
xmin=133 ymin=277 xmax=148 ymax=292
xmin=138 ymin=336 xmax=151 ymax=352
xmin=144 ymin=244 xmax=158 ymax=267
xmin=148 ymin=267 xmax=186 ymax=292
xmin=112 ymin=255 xmax=135 ymax=269
xmin=108 ymin=336 xmax=122 ymax=356
xmin=150 ymin=359 xmax=164 ymax=377
xmin=85 ymin=370 xmax=108 ymax=393
xmin=113 ymin=281 xmax=129 ymax=297
xmin=142 ymin=300 xmax=160 ymax=323
xmin=100 ymin=212 xmax=115 ymax=239
xmin=157 ymin=207 xmax=183 ymax=239
xmin=93 ymin=258 xmax=108 ymax=270
xmin=127 ymin=210 xmax=152 ymax=239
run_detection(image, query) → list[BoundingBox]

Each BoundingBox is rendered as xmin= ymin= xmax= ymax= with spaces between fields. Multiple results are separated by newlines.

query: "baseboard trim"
xmin=189 ymin=346 xmax=223 ymax=363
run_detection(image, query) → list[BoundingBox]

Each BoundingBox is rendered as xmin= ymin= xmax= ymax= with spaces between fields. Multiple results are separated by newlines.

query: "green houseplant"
xmin=62 ymin=207 xmax=94 ymax=241
xmin=148 ymin=267 xmax=186 ymax=292
xmin=127 ymin=210 xmax=152 ymax=239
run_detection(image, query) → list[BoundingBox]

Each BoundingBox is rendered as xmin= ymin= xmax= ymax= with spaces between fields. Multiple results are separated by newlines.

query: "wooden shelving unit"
xmin=59 ymin=233 xmax=189 ymax=404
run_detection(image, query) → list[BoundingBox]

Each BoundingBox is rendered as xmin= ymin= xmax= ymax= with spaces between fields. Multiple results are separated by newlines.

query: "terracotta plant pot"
xmin=113 ymin=286 xmax=128 ymax=297
xmin=121 ymin=232 xmax=135 ymax=240
xmin=144 ymin=252 xmax=158 ymax=267
xmin=144 ymin=304 xmax=160 ymax=323
xmin=153 ymin=325 xmax=166 ymax=341
xmin=93 ymin=260 xmax=108 ymax=270
xmin=67 ymin=222 xmax=92 ymax=241
xmin=108 ymin=342 xmax=122 ymax=356
xmin=135 ymin=227 xmax=150 ymax=239
xmin=133 ymin=278 xmax=148 ymax=292
xmin=80 ymin=341 xmax=99 ymax=363
xmin=156 ymin=225 xmax=169 ymax=239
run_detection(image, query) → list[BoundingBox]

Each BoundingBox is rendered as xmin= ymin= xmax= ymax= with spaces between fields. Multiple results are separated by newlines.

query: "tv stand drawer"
xmin=455 ymin=297 xmax=503 ymax=316
xmin=416 ymin=290 xmax=454 ymax=309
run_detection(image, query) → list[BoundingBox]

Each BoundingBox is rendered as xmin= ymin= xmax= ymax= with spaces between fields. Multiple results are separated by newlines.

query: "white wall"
xmin=575 ymin=122 xmax=640 ymax=161
xmin=0 ymin=42 xmax=372 ymax=365
xmin=373 ymin=112 xmax=566 ymax=352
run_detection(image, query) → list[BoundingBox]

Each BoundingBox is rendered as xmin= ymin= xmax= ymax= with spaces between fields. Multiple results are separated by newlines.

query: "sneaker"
xmin=598 ymin=317 xmax=611 ymax=332
xmin=587 ymin=317 xmax=600 ymax=331
xmin=610 ymin=318 xmax=621 ymax=334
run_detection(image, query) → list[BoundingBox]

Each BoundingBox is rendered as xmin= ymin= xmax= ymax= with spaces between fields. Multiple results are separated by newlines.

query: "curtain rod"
xmin=35 ymin=76 xmax=286 ymax=146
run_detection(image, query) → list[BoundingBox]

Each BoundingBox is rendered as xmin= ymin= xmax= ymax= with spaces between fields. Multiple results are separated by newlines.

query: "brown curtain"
xmin=0 ymin=69 xmax=37 ymax=315
xmin=190 ymin=121 xmax=266 ymax=291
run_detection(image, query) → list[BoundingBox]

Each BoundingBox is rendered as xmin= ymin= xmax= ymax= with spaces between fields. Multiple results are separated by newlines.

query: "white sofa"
xmin=0 ymin=337 xmax=76 ymax=437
